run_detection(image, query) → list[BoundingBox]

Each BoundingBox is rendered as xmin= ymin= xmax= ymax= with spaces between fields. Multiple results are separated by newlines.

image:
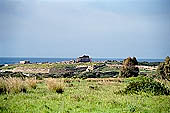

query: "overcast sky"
xmin=0 ymin=0 xmax=170 ymax=59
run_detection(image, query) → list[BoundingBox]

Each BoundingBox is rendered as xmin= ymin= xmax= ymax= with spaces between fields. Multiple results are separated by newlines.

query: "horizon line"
xmin=0 ymin=56 xmax=165 ymax=60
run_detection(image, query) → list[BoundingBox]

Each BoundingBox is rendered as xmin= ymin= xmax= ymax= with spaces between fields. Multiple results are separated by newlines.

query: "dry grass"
xmin=45 ymin=78 xmax=64 ymax=93
xmin=64 ymin=78 xmax=73 ymax=83
xmin=4 ymin=77 xmax=27 ymax=93
xmin=86 ymin=78 xmax=124 ymax=83
xmin=64 ymin=78 xmax=81 ymax=83
xmin=0 ymin=78 xmax=6 ymax=94
xmin=0 ymin=77 xmax=38 ymax=94
xmin=25 ymin=77 xmax=37 ymax=89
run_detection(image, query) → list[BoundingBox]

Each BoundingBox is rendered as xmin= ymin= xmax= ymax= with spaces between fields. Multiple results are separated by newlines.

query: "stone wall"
xmin=12 ymin=67 xmax=50 ymax=73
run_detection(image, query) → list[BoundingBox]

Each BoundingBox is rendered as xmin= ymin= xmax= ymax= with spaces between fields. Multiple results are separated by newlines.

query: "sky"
xmin=0 ymin=0 xmax=170 ymax=59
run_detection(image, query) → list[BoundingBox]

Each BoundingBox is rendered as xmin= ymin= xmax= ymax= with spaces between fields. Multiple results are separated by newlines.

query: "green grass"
xmin=0 ymin=65 xmax=18 ymax=70
xmin=99 ymin=66 xmax=120 ymax=73
xmin=0 ymin=62 xmax=102 ymax=71
xmin=0 ymin=79 xmax=170 ymax=113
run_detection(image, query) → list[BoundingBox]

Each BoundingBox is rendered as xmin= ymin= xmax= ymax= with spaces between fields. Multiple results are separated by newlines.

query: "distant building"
xmin=4 ymin=64 xmax=12 ymax=67
xmin=4 ymin=64 xmax=9 ymax=67
xmin=19 ymin=60 xmax=30 ymax=64
xmin=76 ymin=55 xmax=91 ymax=63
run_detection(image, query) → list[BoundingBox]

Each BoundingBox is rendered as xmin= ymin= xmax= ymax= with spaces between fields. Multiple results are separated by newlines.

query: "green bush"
xmin=124 ymin=76 xmax=170 ymax=95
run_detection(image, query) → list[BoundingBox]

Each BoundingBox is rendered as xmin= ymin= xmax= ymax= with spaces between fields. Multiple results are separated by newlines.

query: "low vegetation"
xmin=0 ymin=77 xmax=170 ymax=113
xmin=138 ymin=61 xmax=160 ymax=66
xmin=123 ymin=76 xmax=170 ymax=95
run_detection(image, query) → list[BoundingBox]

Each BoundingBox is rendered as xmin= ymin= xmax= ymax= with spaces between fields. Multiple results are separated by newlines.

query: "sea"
xmin=0 ymin=57 xmax=164 ymax=65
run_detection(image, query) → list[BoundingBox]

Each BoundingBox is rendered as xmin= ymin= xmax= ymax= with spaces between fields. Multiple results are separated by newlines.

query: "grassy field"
xmin=0 ymin=78 xmax=170 ymax=113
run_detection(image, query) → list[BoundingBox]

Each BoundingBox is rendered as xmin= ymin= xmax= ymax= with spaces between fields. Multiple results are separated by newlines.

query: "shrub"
xmin=120 ymin=57 xmax=139 ymax=78
xmin=157 ymin=56 xmax=170 ymax=81
xmin=46 ymin=78 xmax=64 ymax=94
xmin=124 ymin=76 xmax=170 ymax=95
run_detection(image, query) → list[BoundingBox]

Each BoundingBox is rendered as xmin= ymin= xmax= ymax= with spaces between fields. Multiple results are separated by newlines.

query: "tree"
xmin=120 ymin=57 xmax=139 ymax=78
xmin=157 ymin=56 xmax=170 ymax=81
xmin=132 ymin=57 xmax=138 ymax=65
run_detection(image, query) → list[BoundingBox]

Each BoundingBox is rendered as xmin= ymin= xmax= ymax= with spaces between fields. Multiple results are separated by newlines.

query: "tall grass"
xmin=45 ymin=78 xmax=64 ymax=93
xmin=4 ymin=77 xmax=27 ymax=93
xmin=0 ymin=77 xmax=37 ymax=94
xmin=0 ymin=78 xmax=6 ymax=94
xmin=25 ymin=77 xmax=37 ymax=89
